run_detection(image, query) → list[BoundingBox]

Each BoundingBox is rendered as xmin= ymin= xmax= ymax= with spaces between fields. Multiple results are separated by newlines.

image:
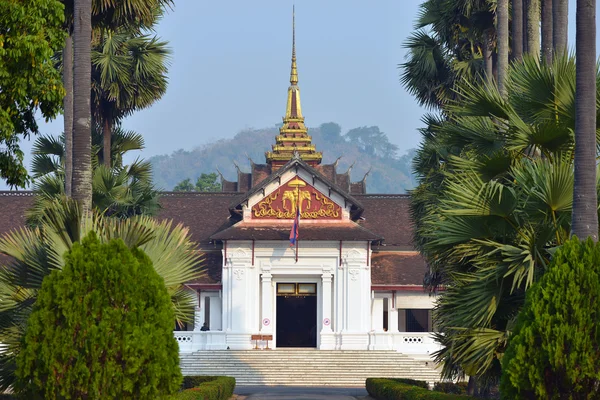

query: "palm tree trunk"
xmin=512 ymin=0 xmax=524 ymax=60
xmin=541 ymin=0 xmax=553 ymax=64
xmin=553 ymin=0 xmax=568 ymax=57
xmin=572 ymin=0 xmax=598 ymax=241
xmin=483 ymin=31 xmax=493 ymax=81
xmin=72 ymin=0 xmax=93 ymax=213
xmin=497 ymin=0 xmax=509 ymax=95
xmin=63 ymin=33 xmax=73 ymax=197
xmin=103 ymin=118 xmax=111 ymax=168
xmin=523 ymin=0 xmax=530 ymax=54
xmin=527 ymin=0 xmax=541 ymax=58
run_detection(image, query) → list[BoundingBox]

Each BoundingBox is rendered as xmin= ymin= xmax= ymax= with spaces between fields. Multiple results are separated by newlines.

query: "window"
xmin=204 ymin=296 xmax=210 ymax=329
xmin=383 ymin=298 xmax=389 ymax=331
xmin=405 ymin=309 xmax=429 ymax=332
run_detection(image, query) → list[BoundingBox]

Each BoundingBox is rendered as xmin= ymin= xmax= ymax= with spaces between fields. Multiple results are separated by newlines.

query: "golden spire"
xmin=290 ymin=5 xmax=298 ymax=85
xmin=265 ymin=6 xmax=322 ymax=168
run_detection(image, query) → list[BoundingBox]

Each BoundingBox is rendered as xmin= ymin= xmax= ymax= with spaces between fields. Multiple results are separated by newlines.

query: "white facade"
xmin=174 ymin=164 xmax=441 ymax=357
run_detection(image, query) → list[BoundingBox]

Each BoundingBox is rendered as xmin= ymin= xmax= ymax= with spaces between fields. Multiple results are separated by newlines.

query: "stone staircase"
xmin=180 ymin=350 xmax=441 ymax=387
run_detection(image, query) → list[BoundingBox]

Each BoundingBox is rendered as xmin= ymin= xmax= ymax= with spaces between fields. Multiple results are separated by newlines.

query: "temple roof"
xmin=228 ymin=156 xmax=365 ymax=217
xmin=0 ymin=191 xmax=423 ymax=286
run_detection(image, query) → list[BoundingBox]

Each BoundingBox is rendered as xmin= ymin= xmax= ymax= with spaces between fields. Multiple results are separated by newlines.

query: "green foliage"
xmin=172 ymin=376 xmax=236 ymax=400
xmin=400 ymin=0 xmax=490 ymax=110
xmin=0 ymin=199 xmax=202 ymax=391
xmin=27 ymin=126 xmax=159 ymax=224
xmin=15 ymin=232 xmax=182 ymax=399
xmin=152 ymin=123 xmax=415 ymax=194
xmin=90 ymin=29 xmax=170 ymax=137
xmin=433 ymin=382 xmax=468 ymax=395
xmin=500 ymin=237 xmax=600 ymax=399
xmin=0 ymin=0 xmax=66 ymax=187
xmin=410 ymin=55 xmax=595 ymax=386
xmin=366 ymin=378 xmax=473 ymax=400
xmin=174 ymin=173 xmax=221 ymax=192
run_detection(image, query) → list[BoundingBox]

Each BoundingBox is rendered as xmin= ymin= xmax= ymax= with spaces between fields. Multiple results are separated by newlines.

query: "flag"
xmin=289 ymin=205 xmax=300 ymax=246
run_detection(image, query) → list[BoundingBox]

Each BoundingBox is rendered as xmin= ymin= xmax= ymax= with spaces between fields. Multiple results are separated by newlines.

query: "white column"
xmin=389 ymin=306 xmax=399 ymax=333
xmin=321 ymin=272 xmax=333 ymax=332
xmin=260 ymin=271 xmax=273 ymax=333
xmin=371 ymin=297 xmax=384 ymax=332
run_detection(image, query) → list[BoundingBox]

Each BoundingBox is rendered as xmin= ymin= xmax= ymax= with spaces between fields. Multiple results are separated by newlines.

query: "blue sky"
xmin=5 ymin=0 xmax=596 ymax=189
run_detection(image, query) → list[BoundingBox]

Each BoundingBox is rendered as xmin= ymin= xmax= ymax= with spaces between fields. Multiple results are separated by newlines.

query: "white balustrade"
xmin=174 ymin=331 xmax=227 ymax=353
xmin=367 ymin=332 xmax=441 ymax=355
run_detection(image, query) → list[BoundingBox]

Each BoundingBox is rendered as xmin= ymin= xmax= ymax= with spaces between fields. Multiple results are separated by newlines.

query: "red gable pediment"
xmin=252 ymin=176 xmax=341 ymax=220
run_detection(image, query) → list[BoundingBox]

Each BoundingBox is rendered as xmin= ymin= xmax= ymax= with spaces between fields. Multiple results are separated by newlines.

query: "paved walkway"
xmin=234 ymin=386 xmax=370 ymax=400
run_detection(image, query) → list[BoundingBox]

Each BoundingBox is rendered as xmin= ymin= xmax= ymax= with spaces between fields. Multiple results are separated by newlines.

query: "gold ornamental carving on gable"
xmin=252 ymin=177 xmax=341 ymax=219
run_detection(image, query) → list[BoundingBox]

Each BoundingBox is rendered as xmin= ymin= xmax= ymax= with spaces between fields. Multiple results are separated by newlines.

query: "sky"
xmin=4 ymin=0 xmax=598 ymax=189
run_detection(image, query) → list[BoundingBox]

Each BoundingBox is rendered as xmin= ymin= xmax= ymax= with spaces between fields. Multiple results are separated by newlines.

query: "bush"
xmin=173 ymin=376 xmax=236 ymax=400
xmin=500 ymin=237 xmax=600 ymax=399
xmin=433 ymin=382 xmax=468 ymax=394
xmin=366 ymin=378 xmax=473 ymax=399
xmin=15 ymin=233 xmax=182 ymax=399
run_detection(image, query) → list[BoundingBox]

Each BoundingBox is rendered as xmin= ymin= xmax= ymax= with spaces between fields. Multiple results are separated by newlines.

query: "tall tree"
xmin=512 ymin=0 xmax=524 ymax=60
xmin=72 ymin=0 xmax=93 ymax=212
xmin=541 ymin=0 xmax=553 ymax=64
xmin=91 ymin=31 xmax=170 ymax=168
xmin=63 ymin=33 xmax=74 ymax=196
xmin=572 ymin=0 xmax=598 ymax=240
xmin=553 ymin=0 xmax=568 ymax=56
xmin=62 ymin=0 xmax=173 ymax=193
xmin=497 ymin=0 xmax=509 ymax=95
xmin=527 ymin=0 xmax=541 ymax=57
xmin=0 ymin=0 xmax=65 ymax=187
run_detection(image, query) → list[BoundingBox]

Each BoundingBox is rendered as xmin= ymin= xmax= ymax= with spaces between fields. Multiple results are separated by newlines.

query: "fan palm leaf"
xmin=0 ymin=199 xmax=202 ymax=390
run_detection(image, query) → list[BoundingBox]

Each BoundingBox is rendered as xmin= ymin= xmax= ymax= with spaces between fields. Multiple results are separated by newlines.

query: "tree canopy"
xmin=15 ymin=232 xmax=182 ymax=399
xmin=173 ymin=173 xmax=221 ymax=192
xmin=500 ymin=237 xmax=600 ymax=398
xmin=0 ymin=0 xmax=66 ymax=187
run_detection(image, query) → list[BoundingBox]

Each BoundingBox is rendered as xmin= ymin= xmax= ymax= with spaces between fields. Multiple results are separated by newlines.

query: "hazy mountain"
xmin=149 ymin=123 xmax=416 ymax=194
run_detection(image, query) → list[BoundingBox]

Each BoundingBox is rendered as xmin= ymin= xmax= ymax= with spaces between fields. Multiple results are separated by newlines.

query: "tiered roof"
xmin=265 ymin=7 xmax=322 ymax=169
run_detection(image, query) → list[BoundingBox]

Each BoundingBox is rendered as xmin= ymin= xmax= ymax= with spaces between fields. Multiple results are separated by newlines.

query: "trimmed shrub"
xmin=500 ymin=237 xmax=600 ymax=399
xmin=433 ymin=382 xmax=468 ymax=394
xmin=366 ymin=378 xmax=473 ymax=399
xmin=173 ymin=376 xmax=236 ymax=400
xmin=390 ymin=378 xmax=430 ymax=389
xmin=15 ymin=233 xmax=182 ymax=399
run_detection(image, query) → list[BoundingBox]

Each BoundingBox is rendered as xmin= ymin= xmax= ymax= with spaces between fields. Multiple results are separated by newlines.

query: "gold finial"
xmin=290 ymin=5 xmax=298 ymax=85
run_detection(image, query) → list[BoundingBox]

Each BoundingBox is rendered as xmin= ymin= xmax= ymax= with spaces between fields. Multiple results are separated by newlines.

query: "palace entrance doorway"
xmin=276 ymin=283 xmax=317 ymax=348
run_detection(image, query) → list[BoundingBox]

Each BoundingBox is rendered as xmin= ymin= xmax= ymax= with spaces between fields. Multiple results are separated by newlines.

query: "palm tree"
xmin=0 ymin=199 xmax=202 ymax=390
xmin=91 ymin=30 xmax=170 ymax=168
xmin=512 ymin=0 xmax=524 ymax=60
xmin=541 ymin=0 xmax=553 ymax=64
xmin=553 ymin=0 xmax=568 ymax=56
xmin=28 ymin=126 xmax=159 ymax=224
xmin=72 ymin=0 xmax=93 ymax=212
xmin=411 ymin=55 xmax=597 ymax=387
xmin=497 ymin=0 xmax=509 ymax=95
xmin=62 ymin=0 xmax=172 ymax=194
xmin=400 ymin=0 xmax=490 ymax=110
xmin=526 ymin=0 xmax=541 ymax=57
xmin=572 ymin=0 xmax=598 ymax=240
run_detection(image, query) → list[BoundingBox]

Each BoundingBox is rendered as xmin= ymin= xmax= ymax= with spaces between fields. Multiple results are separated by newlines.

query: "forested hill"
xmin=149 ymin=122 xmax=417 ymax=194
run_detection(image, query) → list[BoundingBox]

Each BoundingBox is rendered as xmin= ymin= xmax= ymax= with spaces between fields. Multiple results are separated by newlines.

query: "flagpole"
xmin=295 ymin=182 xmax=299 ymax=263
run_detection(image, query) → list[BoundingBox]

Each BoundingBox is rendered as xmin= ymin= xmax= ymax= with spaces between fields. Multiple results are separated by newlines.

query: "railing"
xmin=174 ymin=331 xmax=227 ymax=353
xmin=368 ymin=332 xmax=441 ymax=355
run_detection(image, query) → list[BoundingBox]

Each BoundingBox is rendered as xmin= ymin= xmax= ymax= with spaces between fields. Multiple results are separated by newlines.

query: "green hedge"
xmin=366 ymin=378 xmax=472 ymax=400
xmin=433 ymin=382 xmax=468 ymax=394
xmin=172 ymin=376 xmax=236 ymax=400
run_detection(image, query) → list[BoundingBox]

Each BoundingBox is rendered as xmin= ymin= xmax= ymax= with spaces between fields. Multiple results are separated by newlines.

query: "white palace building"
xmin=0 ymin=13 xmax=441 ymax=377
xmin=161 ymin=15 xmax=441 ymax=359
